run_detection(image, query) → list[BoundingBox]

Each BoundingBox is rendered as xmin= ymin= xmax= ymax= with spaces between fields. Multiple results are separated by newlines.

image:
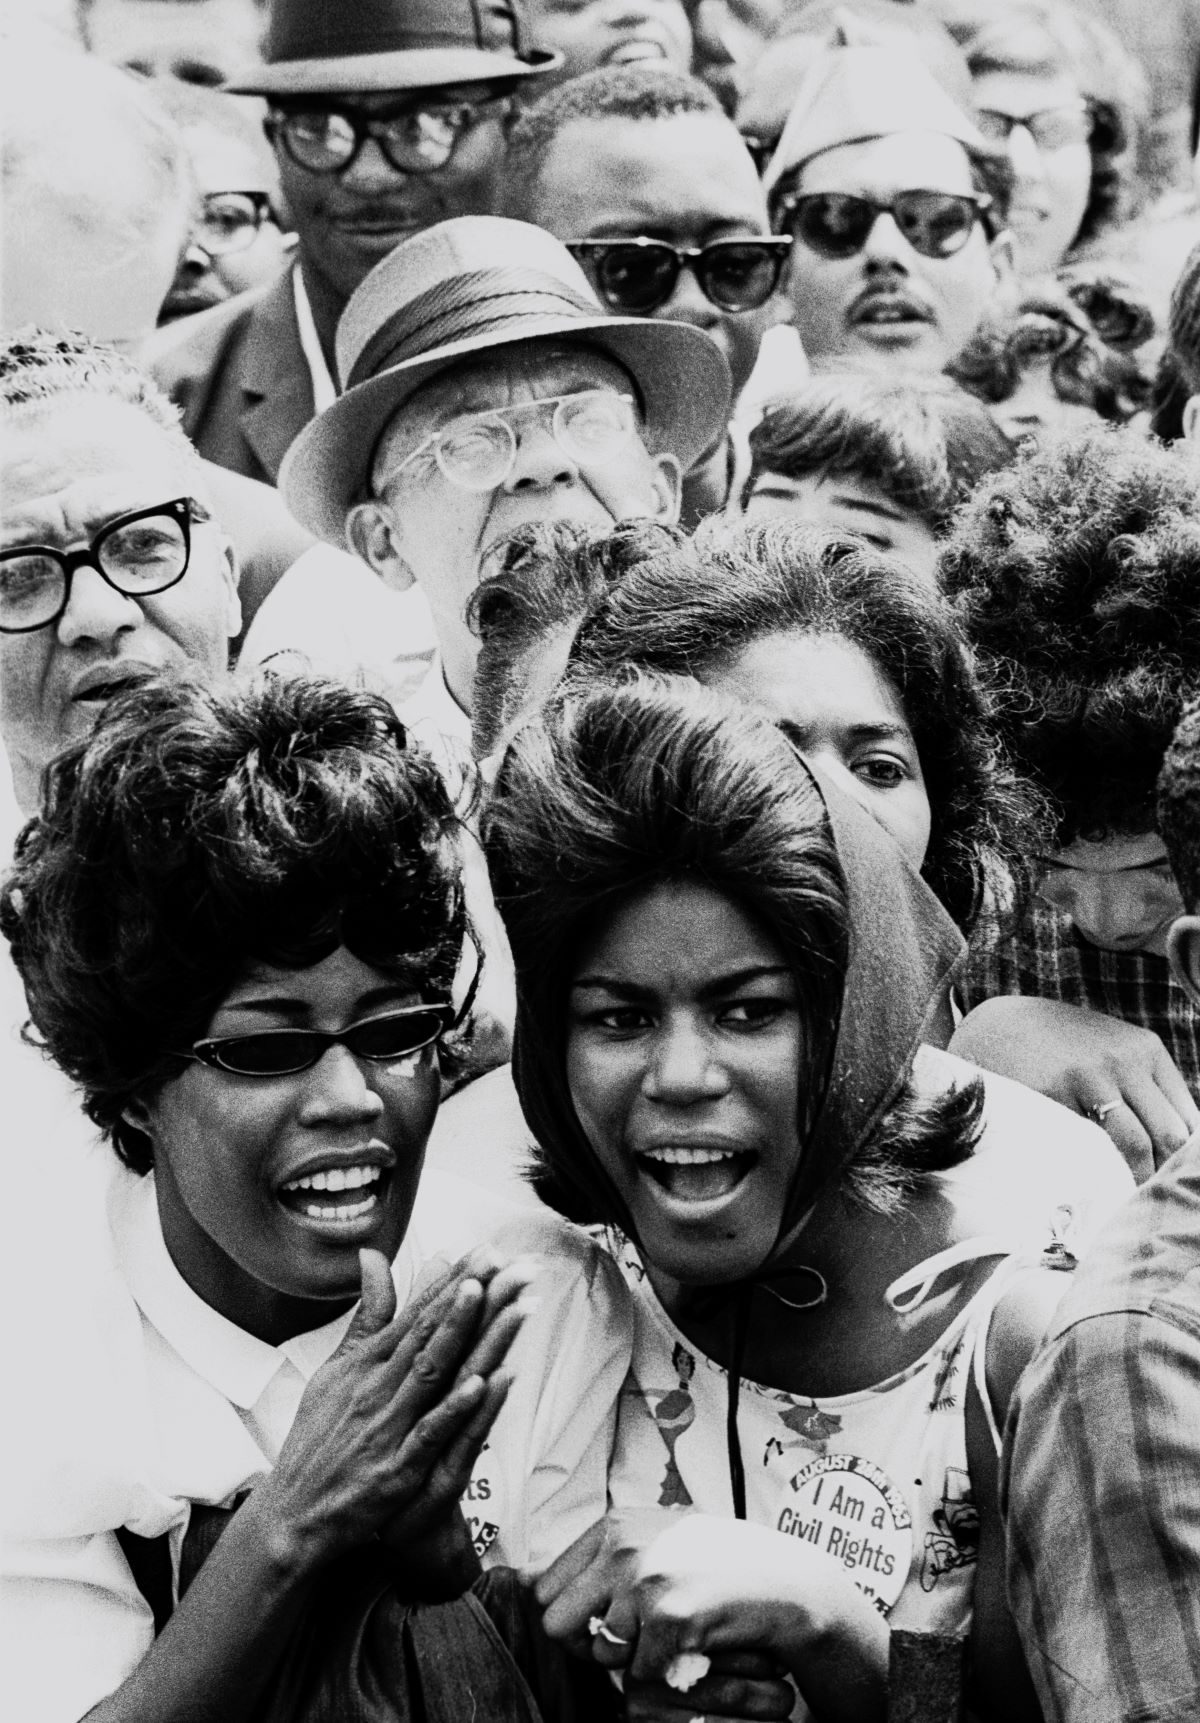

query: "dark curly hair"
xmin=940 ymin=427 xmax=1200 ymax=846
xmin=0 ymin=672 xmax=471 ymax=1173
xmin=950 ymin=275 xmax=1156 ymax=426
xmin=483 ymin=671 xmax=981 ymax=1227
xmin=567 ymin=516 xmax=1039 ymax=933
xmin=1159 ymin=698 xmax=1200 ymax=914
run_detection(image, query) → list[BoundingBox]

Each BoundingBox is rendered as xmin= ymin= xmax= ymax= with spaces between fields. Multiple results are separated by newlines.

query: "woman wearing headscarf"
xmin=484 ymin=671 xmax=1062 ymax=1720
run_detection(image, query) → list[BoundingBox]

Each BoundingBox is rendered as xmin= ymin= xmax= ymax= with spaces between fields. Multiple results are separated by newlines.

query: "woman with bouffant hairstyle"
xmin=569 ymin=515 xmax=1039 ymax=936
xmin=484 ymin=671 xmax=1062 ymax=1721
xmin=942 ymin=426 xmax=1200 ymax=1172
xmin=0 ymin=671 xmax=629 ymax=1723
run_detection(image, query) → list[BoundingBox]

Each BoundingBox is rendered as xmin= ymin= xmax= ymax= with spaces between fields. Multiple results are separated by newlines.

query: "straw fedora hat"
xmin=281 ymin=216 xmax=733 ymax=548
xmin=226 ymin=0 xmax=558 ymax=97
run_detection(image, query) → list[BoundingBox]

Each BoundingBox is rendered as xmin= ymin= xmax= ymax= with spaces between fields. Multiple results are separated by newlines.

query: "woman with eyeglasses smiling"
xmin=0 ymin=671 xmax=629 ymax=1723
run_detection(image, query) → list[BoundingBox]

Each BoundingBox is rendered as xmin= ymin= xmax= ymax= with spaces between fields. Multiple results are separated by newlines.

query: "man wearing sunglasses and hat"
xmin=501 ymin=64 xmax=788 ymax=525
xmin=281 ymin=214 xmax=729 ymax=744
xmin=762 ymin=36 xmax=1016 ymax=377
xmin=144 ymin=0 xmax=557 ymax=488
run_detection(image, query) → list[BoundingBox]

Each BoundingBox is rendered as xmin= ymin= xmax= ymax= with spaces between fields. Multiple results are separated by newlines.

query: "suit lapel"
xmin=239 ymin=266 xmax=318 ymax=483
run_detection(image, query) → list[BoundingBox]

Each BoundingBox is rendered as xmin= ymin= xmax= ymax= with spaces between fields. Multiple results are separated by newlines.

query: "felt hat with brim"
xmin=281 ymin=216 xmax=733 ymax=549
xmin=226 ymin=0 xmax=558 ymax=96
xmin=763 ymin=39 xmax=988 ymax=198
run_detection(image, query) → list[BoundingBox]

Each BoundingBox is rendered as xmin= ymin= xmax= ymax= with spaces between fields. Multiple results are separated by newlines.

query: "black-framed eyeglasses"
xmin=775 ymin=190 xmax=992 ymax=260
xmin=976 ymin=103 xmax=1092 ymax=152
xmin=196 ymin=190 xmax=273 ymax=257
xmin=266 ymin=96 xmax=507 ymax=177
xmin=183 ymin=1003 xmax=458 ymax=1077
xmin=0 ymin=497 xmax=208 ymax=634
xmin=568 ymin=237 xmax=792 ymax=316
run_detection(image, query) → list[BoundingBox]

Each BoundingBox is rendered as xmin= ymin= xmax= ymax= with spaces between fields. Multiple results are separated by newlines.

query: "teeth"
xmin=282 ymin=1164 xmax=381 ymax=1193
xmin=640 ymin=1145 xmax=736 ymax=1165
xmin=302 ymin=1195 xmax=377 ymax=1223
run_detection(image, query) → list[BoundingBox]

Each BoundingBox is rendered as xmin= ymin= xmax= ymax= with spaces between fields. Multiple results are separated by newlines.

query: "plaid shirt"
xmin=1002 ymin=1128 xmax=1200 ymax=1722
xmin=962 ymin=898 xmax=1200 ymax=1104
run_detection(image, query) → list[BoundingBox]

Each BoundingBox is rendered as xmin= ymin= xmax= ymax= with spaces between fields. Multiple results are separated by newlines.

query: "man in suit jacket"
xmin=142 ymin=0 xmax=556 ymax=486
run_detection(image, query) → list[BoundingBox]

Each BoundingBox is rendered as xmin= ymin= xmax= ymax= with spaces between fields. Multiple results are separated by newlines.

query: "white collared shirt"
xmin=292 ymin=265 xmax=337 ymax=413
xmin=4 ymin=1165 xmax=631 ymax=1723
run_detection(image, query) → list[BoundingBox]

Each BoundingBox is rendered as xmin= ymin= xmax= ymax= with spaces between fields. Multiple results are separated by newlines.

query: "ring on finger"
xmin=1087 ymin=1099 xmax=1126 ymax=1125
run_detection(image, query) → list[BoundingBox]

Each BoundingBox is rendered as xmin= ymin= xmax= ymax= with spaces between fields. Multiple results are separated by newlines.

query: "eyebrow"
xmin=219 ymin=984 xmax=416 ymax=1018
xmin=571 ymin=964 xmax=794 ymax=1000
xmin=828 ymin=491 xmax=907 ymax=525
xmin=781 ymin=718 xmax=913 ymax=745
xmin=1039 ymin=855 xmax=1172 ymax=873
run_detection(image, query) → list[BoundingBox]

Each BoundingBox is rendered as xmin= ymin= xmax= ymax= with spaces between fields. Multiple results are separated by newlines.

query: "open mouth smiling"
xmin=276 ymin=1161 xmax=393 ymax=1227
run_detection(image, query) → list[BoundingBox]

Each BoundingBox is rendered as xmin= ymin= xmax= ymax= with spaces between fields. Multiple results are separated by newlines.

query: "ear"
xmin=1168 ymin=914 xmax=1200 ymax=1007
xmin=648 ymin=453 xmax=683 ymax=525
xmin=219 ymin=536 xmax=243 ymax=639
xmin=121 ymin=1094 xmax=156 ymax=1143
xmin=987 ymin=230 xmax=1018 ymax=318
xmin=345 ymin=500 xmax=416 ymax=592
xmin=1183 ymin=394 xmax=1200 ymax=444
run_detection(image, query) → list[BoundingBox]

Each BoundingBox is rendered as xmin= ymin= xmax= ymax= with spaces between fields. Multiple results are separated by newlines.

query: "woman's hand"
xmin=588 ymin=1515 xmax=888 ymax=1723
xmin=950 ymin=996 xmax=1199 ymax=1179
xmin=259 ymin=1246 xmax=534 ymax=1572
xmin=537 ymin=1508 xmax=684 ymax=1657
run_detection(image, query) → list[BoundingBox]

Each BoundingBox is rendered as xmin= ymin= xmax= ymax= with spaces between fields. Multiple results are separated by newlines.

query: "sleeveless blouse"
xmin=607 ymin=1237 xmax=1034 ymax=1644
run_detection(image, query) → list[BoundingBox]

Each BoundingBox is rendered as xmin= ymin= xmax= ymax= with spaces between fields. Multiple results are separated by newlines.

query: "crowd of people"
xmin=8 ymin=0 xmax=1200 ymax=1719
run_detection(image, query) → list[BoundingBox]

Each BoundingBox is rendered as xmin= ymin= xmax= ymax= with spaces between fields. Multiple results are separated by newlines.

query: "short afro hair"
xmin=501 ymin=64 xmax=728 ymax=223
xmin=941 ymin=427 xmax=1200 ymax=845
xmin=0 ymin=672 xmax=471 ymax=1173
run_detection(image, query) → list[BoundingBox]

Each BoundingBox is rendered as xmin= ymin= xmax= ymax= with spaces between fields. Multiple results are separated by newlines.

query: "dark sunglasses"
xmin=776 ymin=190 xmax=992 ymax=260
xmin=568 ymin=236 xmax=792 ymax=315
xmin=183 ymin=1003 xmax=457 ymax=1077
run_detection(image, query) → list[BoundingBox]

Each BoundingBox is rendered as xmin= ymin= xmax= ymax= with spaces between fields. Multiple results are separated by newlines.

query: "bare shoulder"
xmin=917 ymin=1044 xmax=1135 ymax=1248
xmin=986 ymin=1264 xmax=1074 ymax=1417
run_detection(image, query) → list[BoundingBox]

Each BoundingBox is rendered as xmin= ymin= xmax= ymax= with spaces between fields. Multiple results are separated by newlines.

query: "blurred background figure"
xmin=951 ymin=273 xmax=1156 ymax=445
xmin=741 ymin=368 xmax=1015 ymax=579
xmin=945 ymin=0 xmax=1143 ymax=279
xmin=151 ymin=76 xmax=290 ymax=322
xmin=737 ymin=0 xmax=976 ymax=174
xmin=523 ymin=0 xmax=692 ymax=85
xmin=1 ymin=45 xmax=193 ymax=347
xmin=78 ymin=0 xmax=266 ymax=87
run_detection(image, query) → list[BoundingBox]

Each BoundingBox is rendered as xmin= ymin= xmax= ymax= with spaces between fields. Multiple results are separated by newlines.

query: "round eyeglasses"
xmin=0 ymin=497 xmax=207 ymax=634
xmin=267 ymin=97 xmax=505 ymax=177
xmin=379 ymin=390 xmax=638 ymax=494
xmin=775 ymin=190 xmax=992 ymax=260
xmin=568 ymin=237 xmax=792 ymax=316
xmin=196 ymin=190 xmax=273 ymax=257
xmin=183 ymin=1003 xmax=457 ymax=1077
